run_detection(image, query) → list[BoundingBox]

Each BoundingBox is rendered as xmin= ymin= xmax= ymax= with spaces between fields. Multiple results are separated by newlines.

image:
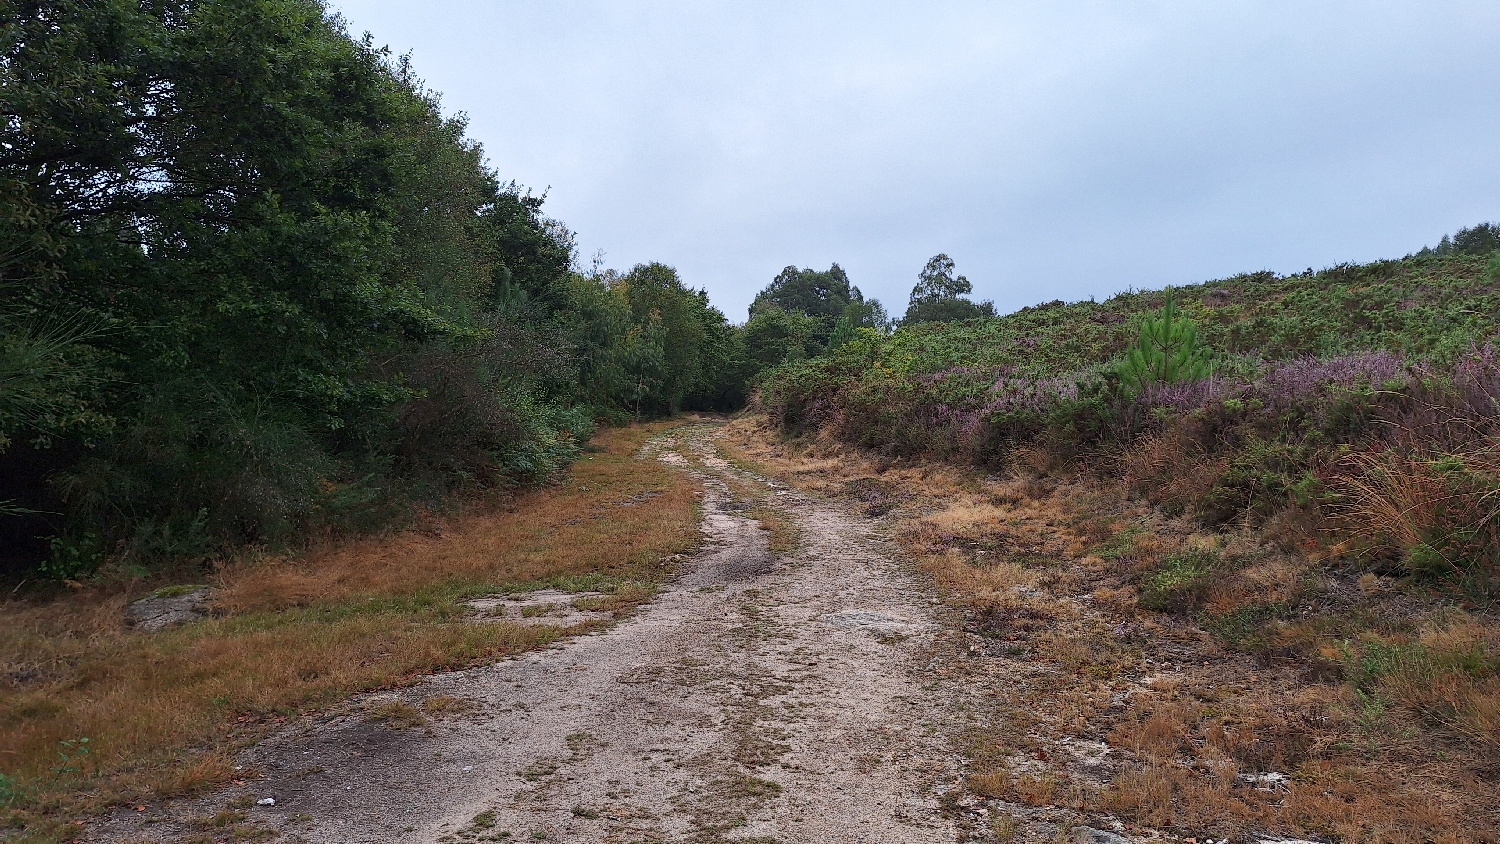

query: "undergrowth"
xmin=734 ymin=228 xmax=1500 ymax=842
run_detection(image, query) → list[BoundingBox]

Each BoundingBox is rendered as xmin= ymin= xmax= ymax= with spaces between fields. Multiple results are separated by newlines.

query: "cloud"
xmin=333 ymin=0 xmax=1500 ymax=320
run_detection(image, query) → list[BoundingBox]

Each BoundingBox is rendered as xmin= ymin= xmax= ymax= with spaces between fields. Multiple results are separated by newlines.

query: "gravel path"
xmin=98 ymin=422 xmax=967 ymax=844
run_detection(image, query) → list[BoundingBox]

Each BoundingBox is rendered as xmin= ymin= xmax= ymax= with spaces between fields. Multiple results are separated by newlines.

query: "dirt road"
xmin=99 ymin=422 xmax=972 ymax=843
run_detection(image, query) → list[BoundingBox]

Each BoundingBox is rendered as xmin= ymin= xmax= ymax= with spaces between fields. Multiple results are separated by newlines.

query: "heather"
xmin=759 ymin=243 xmax=1500 ymax=590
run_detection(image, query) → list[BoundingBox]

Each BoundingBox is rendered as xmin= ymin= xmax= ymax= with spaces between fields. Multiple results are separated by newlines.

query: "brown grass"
xmin=1334 ymin=446 xmax=1500 ymax=590
xmin=723 ymin=412 xmax=1500 ymax=842
xmin=745 ymin=505 xmax=801 ymax=554
xmin=0 ymin=421 xmax=699 ymax=837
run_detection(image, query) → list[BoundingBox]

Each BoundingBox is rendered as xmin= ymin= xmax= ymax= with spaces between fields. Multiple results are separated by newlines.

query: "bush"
xmin=1138 ymin=550 xmax=1221 ymax=613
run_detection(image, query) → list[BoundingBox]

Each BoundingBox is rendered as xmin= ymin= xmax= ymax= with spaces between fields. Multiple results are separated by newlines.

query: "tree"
xmin=0 ymin=0 xmax=751 ymax=573
xmin=749 ymin=264 xmax=857 ymax=320
xmin=746 ymin=263 xmax=891 ymax=364
xmin=902 ymin=254 xmax=996 ymax=325
xmin=842 ymin=298 xmax=892 ymax=334
xmin=741 ymin=306 xmax=819 ymax=370
xmin=1116 ymin=289 xmax=1214 ymax=392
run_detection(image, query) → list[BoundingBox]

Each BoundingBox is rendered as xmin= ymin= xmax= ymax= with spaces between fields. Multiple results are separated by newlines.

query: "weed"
xmin=724 ymin=772 xmax=782 ymax=798
xmin=967 ymin=771 xmax=1011 ymax=799
xmin=989 ymin=813 xmax=1020 ymax=842
xmin=1137 ymin=550 xmax=1219 ymax=613
xmin=746 ymin=505 xmax=801 ymax=554
xmin=53 ymin=737 xmax=91 ymax=779
xmin=1200 ymin=602 xmax=1289 ymax=651
xmin=519 ymin=760 xmax=560 ymax=782
xmin=1351 ymin=689 xmax=1389 ymax=736
xmin=1090 ymin=527 xmax=1143 ymax=561
xmin=422 ymin=695 xmax=476 ymax=717
xmin=200 ymin=809 xmax=248 ymax=828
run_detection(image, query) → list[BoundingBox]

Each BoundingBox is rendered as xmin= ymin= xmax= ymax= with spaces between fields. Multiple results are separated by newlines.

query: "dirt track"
xmin=98 ymin=422 xmax=972 ymax=843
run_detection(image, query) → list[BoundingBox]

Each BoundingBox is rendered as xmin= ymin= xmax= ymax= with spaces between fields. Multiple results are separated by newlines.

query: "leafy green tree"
xmin=1427 ymin=223 xmax=1500 ymax=257
xmin=742 ymin=306 xmax=820 ymax=370
xmin=0 ymin=0 xmax=748 ymax=574
xmin=842 ymin=298 xmax=892 ymax=334
xmin=618 ymin=263 xmax=708 ymax=414
xmin=1116 ymin=290 xmax=1215 ymax=392
xmin=750 ymin=264 xmax=857 ymax=320
xmin=746 ymin=263 xmax=890 ymax=364
xmin=902 ymin=254 xmax=996 ymax=325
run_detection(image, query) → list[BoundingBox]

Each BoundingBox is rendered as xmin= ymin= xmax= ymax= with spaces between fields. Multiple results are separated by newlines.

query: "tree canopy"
xmin=902 ymin=254 xmax=996 ymax=325
xmin=0 ymin=0 xmax=745 ymax=575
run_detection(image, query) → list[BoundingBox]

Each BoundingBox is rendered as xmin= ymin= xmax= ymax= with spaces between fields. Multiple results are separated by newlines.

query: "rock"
xmin=1073 ymin=827 xmax=1133 ymax=844
xmin=1238 ymin=771 xmax=1290 ymax=790
xmin=123 ymin=586 xmax=216 ymax=631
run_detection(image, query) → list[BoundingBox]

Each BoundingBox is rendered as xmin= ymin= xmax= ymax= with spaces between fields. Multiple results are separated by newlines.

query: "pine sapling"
xmin=1117 ymin=289 xmax=1215 ymax=392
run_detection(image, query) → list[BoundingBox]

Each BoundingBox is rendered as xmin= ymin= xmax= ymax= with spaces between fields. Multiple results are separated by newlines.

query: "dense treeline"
xmin=0 ymin=0 xmax=742 ymax=575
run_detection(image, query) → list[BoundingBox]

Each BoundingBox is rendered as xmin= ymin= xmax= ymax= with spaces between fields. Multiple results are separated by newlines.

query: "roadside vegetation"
xmin=1 ymin=421 xmax=699 ymax=842
xmin=0 ymin=0 xmax=743 ymax=582
xmin=749 ymin=226 xmax=1500 ymax=841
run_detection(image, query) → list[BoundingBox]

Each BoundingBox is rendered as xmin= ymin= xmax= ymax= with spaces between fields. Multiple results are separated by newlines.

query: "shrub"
xmin=1138 ymin=549 xmax=1221 ymax=613
xmin=1335 ymin=447 xmax=1500 ymax=590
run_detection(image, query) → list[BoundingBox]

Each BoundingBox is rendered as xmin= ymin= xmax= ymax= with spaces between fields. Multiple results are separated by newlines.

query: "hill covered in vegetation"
xmin=762 ymin=230 xmax=1500 ymax=588
xmin=762 ymin=236 xmax=1500 ymax=584
xmin=750 ymin=230 xmax=1500 ymax=840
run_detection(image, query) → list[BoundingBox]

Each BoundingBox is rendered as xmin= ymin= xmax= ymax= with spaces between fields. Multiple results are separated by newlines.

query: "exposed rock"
xmin=124 ymin=586 xmax=216 ymax=631
xmin=1073 ymin=826 xmax=1133 ymax=844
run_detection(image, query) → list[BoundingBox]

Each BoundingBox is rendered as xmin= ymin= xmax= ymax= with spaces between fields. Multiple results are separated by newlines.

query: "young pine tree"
xmin=1117 ymin=290 xmax=1214 ymax=392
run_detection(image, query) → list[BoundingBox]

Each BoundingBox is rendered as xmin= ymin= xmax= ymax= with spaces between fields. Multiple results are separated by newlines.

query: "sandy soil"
xmin=94 ymin=422 xmax=974 ymax=844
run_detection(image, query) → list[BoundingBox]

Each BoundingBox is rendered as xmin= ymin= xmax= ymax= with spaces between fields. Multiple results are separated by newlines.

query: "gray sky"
xmin=331 ymin=1 xmax=1500 ymax=321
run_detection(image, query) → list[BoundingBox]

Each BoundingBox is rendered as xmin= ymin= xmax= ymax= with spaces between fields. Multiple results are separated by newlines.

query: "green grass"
xmin=1137 ymin=550 xmax=1220 ymax=613
xmin=872 ymin=251 xmax=1500 ymax=380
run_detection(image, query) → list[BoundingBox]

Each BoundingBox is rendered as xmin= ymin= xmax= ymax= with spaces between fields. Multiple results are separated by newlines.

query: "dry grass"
xmin=745 ymin=505 xmax=801 ymax=555
xmin=0 ymin=421 xmax=699 ymax=838
xmin=1334 ymin=446 xmax=1500 ymax=594
xmin=723 ymin=413 xmax=1500 ymax=842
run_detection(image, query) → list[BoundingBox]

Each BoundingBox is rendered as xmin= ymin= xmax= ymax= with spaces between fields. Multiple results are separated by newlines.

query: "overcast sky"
xmin=331 ymin=1 xmax=1500 ymax=321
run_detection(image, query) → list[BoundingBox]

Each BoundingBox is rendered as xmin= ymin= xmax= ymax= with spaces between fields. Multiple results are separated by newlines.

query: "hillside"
xmin=880 ymin=250 xmax=1500 ymax=379
xmin=750 ymin=237 xmax=1500 ymax=841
